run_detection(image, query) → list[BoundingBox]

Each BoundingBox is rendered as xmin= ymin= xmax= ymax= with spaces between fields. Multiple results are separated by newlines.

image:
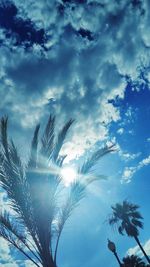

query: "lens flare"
xmin=61 ymin=167 xmax=76 ymax=187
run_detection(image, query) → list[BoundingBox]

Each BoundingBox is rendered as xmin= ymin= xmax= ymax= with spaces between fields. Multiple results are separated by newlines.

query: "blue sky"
xmin=0 ymin=0 xmax=150 ymax=266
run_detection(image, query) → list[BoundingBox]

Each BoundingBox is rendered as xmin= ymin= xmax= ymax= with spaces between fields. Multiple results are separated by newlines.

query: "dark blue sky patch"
xmin=62 ymin=0 xmax=87 ymax=4
xmin=0 ymin=1 xmax=47 ymax=49
xmin=109 ymin=84 xmax=150 ymax=156
xmin=57 ymin=3 xmax=65 ymax=15
xmin=59 ymin=23 xmax=94 ymax=43
xmin=131 ymin=0 xmax=143 ymax=9
xmin=78 ymin=28 xmax=94 ymax=41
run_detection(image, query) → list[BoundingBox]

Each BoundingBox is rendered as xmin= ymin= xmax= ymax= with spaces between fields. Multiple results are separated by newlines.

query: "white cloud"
xmin=0 ymin=235 xmax=39 ymax=267
xmin=127 ymin=244 xmax=141 ymax=257
xmin=0 ymin=1 xmax=150 ymax=161
xmin=0 ymin=237 xmax=19 ymax=266
xmin=24 ymin=260 xmax=37 ymax=267
xmin=62 ymin=119 xmax=108 ymax=162
xmin=127 ymin=239 xmax=150 ymax=257
xmin=117 ymin=128 xmax=124 ymax=135
xmin=121 ymin=166 xmax=137 ymax=183
xmin=0 ymin=238 xmax=12 ymax=262
xmin=119 ymin=150 xmax=141 ymax=162
xmin=144 ymin=240 xmax=150 ymax=256
xmin=115 ymin=142 xmax=141 ymax=163
xmin=121 ymin=154 xmax=150 ymax=183
xmin=139 ymin=155 xmax=150 ymax=167
xmin=122 ymin=153 xmax=141 ymax=161
xmin=0 ymin=191 xmax=10 ymax=213
xmin=0 ymin=190 xmax=18 ymax=216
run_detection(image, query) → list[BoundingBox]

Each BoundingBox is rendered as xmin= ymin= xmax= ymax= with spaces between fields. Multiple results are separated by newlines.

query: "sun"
xmin=61 ymin=167 xmax=76 ymax=187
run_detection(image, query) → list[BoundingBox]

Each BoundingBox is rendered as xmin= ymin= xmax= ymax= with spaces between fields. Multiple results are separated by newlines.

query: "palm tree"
xmin=0 ymin=116 xmax=114 ymax=267
xmin=109 ymin=201 xmax=150 ymax=264
xmin=122 ymin=255 xmax=146 ymax=267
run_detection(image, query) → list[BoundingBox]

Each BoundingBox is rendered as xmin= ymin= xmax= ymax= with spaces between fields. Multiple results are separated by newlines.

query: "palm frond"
xmin=0 ymin=211 xmax=25 ymax=241
xmin=118 ymin=225 xmax=124 ymax=235
xmin=0 ymin=129 xmax=39 ymax=249
xmin=130 ymin=211 xmax=143 ymax=220
xmin=109 ymin=200 xmax=143 ymax=238
xmin=0 ymin=211 xmax=42 ymax=263
xmin=53 ymin=119 xmax=74 ymax=163
xmin=40 ymin=115 xmax=55 ymax=161
xmin=131 ymin=219 xmax=143 ymax=228
xmin=109 ymin=216 xmax=119 ymax=225
xmin=55 ymin=155 xmax=67 ymax=167
xmin=79 ymin=144 xmax=115 ymax=175
xmin=9 ymin=140 xmax=24 ymax=178
xmin=125 ymin=201 xmax=140 ymax=211
xmin=53 ymin=180 xmax=86 ymax=261
xmin=83 ymin=173 xmax=107 ymax=184
xmin=55 ymin=181 xmax=85 ymax=237
xmin=123 ymin=255 xmax=146 ymax=266
xmin=0 ymin=217 xmax=41 ymax=267
xmin=0 ymin=117 xmax=10 ymax=162
xmin=28 ymin=124 xmax=40 ymax=168
xmin=0 ymin=115 xmax=114 ymax=266
xmin=0 ymin=139 xmax=26 ymax=215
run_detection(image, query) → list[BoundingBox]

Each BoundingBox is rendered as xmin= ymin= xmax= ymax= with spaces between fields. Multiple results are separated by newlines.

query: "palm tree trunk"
xmin=134 ymin=236 xmax=150 ymax=264
xmin=42 ymin=260 xmax=57 ymax=267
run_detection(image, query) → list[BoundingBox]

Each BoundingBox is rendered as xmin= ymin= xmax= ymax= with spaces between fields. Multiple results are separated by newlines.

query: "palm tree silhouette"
xmin=0 ymin=116 xmax=114 ymax=267
xmin=122 ymin=255 xmax=146 ymax=267
xmin=109 ymin=200 xmax=150 ymax=264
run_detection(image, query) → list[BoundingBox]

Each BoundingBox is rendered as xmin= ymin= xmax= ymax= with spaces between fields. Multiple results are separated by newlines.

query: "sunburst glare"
xmin=61 ymin=167 xmax=77 ymax=187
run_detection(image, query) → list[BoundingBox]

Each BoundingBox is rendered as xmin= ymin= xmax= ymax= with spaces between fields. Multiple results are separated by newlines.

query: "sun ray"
xmin=61 ymin=167 xmax=77 ymax=187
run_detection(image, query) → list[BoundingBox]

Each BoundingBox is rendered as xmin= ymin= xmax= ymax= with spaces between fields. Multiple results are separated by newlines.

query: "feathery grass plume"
xmin=0 ymin=115 xmax=114 ymax=267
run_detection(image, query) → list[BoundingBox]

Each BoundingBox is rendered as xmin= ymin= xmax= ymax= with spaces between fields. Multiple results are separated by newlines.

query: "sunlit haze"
xmin=61 ymin=167 xmax=77 ymax=187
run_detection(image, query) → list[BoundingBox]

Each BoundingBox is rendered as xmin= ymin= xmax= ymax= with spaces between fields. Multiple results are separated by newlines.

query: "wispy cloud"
xmin=127 ymin=239 xmax=150 ymax=257
xmin=121 ymin=155 xmax=150 ymax=183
